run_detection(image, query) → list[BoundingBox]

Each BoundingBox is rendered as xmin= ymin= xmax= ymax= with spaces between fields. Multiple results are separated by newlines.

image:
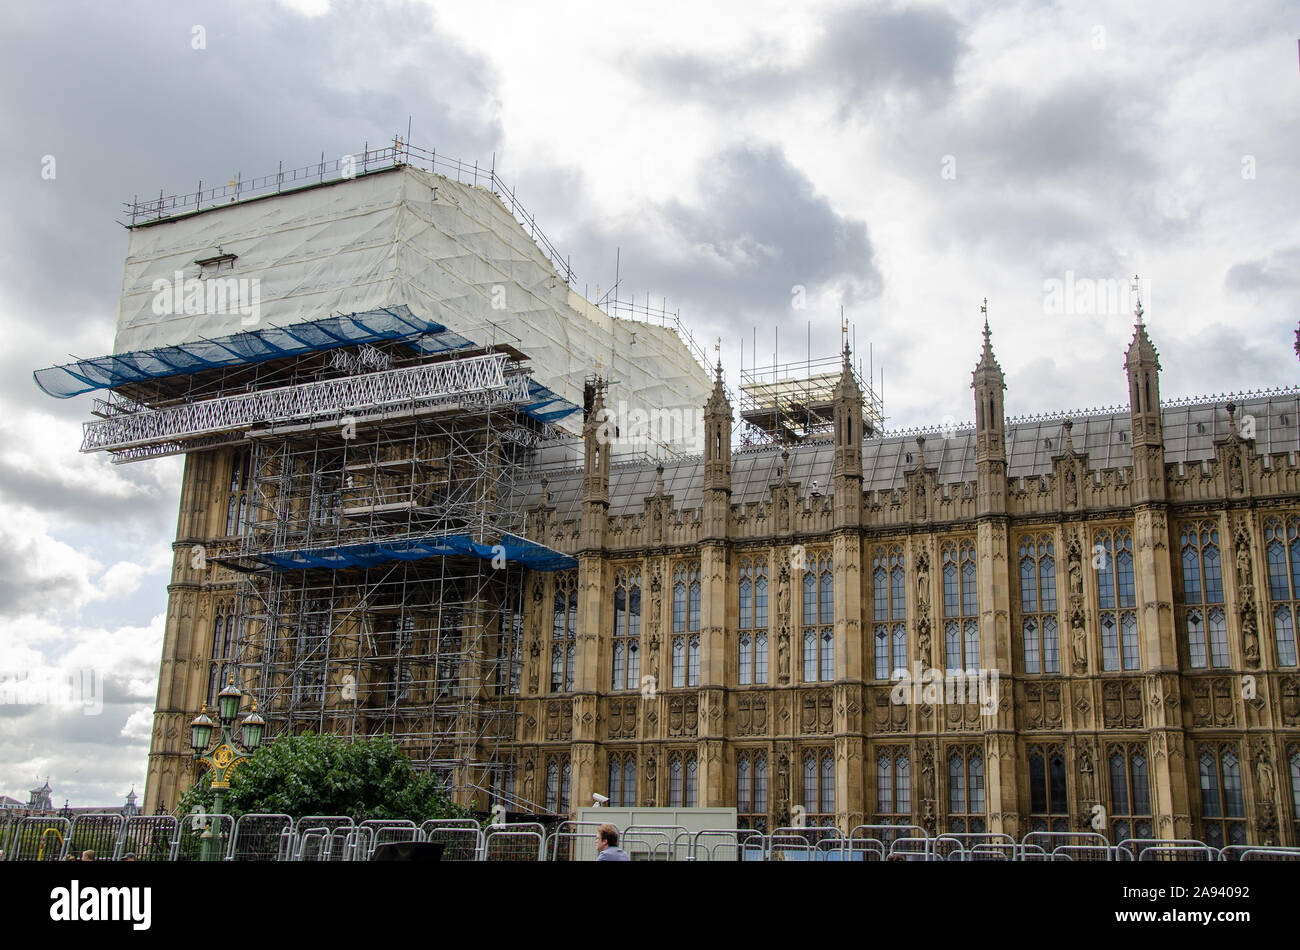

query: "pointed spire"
xmin=973 ymin=298 xmax=1003 ymax=377
xmin=1062 ymin=417 xmax=1075 ymax=455
xmin=915 ymin=434 xmax=926 ymax=467
xmin=655 ymin=461 xmax=664 ymax=495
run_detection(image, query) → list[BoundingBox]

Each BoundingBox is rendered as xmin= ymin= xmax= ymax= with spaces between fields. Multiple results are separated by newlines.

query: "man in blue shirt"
xmin=596 ymin=823 xmax=630 ymax=861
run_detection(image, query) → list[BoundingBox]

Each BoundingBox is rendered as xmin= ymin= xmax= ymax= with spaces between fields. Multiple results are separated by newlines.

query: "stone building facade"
xmin=144 ymin=316 xmax=1300 ymax=847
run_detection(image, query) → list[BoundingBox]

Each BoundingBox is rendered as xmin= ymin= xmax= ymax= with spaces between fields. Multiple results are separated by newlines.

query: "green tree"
xmin=176 ymin=732 xmax=466 ymax=822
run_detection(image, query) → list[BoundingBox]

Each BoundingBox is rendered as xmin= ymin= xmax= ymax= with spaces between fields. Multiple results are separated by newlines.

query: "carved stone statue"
xmin=1078 ymin=747 xmax=1096 ymax=803
xmin=1255 ymin=746 xmax=1275 ymax=803
xmin=1064 ymin=465 xmax=1077 ymax=507
xmin=778 ymin=631 xmax=790 ymax=683
xmin=916 ymin=552 xmax=930 ymax=609
xmin=1236 ymin=536 xmax=1253 ymax=600
xmin=1068 ymin=553 xmax=1083 ymax=600
xmin=919 ymin=746 xmax=935 ymax=803
xmin=1071 ymin=615 xmax=1087 ymax=672
xmin=1229 ymin=453 xmax=1244 ymax=493
xmin=777 ymin=562 xmax=791 ymax=623
xmin=1242 ymin=611 xmax=1260 ymax=665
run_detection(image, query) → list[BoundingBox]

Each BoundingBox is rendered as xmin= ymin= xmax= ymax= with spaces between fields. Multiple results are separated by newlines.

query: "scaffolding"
xmin=228 ymin=394 xmax=540 ymax=801
xmin=738 ymin=353 xmax=883 ymax=444
xmin=57 ymin=315 xmax=574 ymax=813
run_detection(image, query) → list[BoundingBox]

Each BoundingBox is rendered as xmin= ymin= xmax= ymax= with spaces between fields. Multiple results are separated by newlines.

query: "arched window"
xmin=1095 ymin=528 xmax=1139 ymax=670
xmin=1180 ymin=523 xmax=1227 ymax=668
xmin=942 ymin=541 xmax=979 ymax=668
xmin=551 ymin=572 xmax=578 ymax=692
xmin=872 ymin=545 xmax=907 ymax=679
xmin=611 ymin=568 xmax=641 ymax=690
xmin=1265 ymin=518 xmax=1300 ymax=667
xmin=1018 ymin=536 xmax=1059 ymax=674
xmin=500 ymin=593 xmax=523 ymax=696
xmin=668 ymin=752 xmax=697 ymax=807
xmin=1289 ymin=745 xmax=1300 ymax=823
xmin=672 ymin=563 xmax=700 ymax=688
xmin=876 ymin=747 xmax=911 ymax=824
xmin=737 ymin=751 xmax=768 ymax=831
xmin=802 ymin=553 xmax=834 ymax=682
xmin=1027 ymin=745 xmax=1069 ymax=832
xmin=947 ymin=747 xmax=986 ymax=834
xmin=225 ymin=451 xmax=251 ymax=537
xmin=1108 ymin=744 xmax=1152 ymax=842
xmin=207 ymin=610 xmax=236 ymax=705
xmin=1198 ymin=744 xmax=1245 ymax=848
xmin=607 ymin=753 xmax=636 ymax=807
xmin=738 ymin=558 xmax=769 ymax=685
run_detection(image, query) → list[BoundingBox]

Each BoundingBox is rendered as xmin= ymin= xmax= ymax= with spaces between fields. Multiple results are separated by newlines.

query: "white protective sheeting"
xmin=115 ymin=165 xmax=711 ymax=451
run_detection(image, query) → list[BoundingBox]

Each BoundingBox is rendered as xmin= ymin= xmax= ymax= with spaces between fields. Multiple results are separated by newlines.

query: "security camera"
xmin=592 ymin=793 xmax=609 ymax=806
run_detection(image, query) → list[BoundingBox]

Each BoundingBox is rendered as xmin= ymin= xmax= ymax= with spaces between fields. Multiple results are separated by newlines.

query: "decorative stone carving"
xmin=737 ymin=695 xmax=767 ymax=736
xmin=1025 ymin=682 xmax=1063 ymax=729
xmin=668 ymin=695 xmax=698 ymax=737
xmin=545 ymin=700 xmax=572 ymax=740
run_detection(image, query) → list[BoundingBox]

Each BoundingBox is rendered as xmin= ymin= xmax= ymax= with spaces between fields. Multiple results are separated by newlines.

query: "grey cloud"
xmin=638 ymin=4 xmax=966 ymax=114
xmin=1225 ymin=247 xmax=1300 ymax=295
xmin=556 ymin=143 xmax=881 ymax=348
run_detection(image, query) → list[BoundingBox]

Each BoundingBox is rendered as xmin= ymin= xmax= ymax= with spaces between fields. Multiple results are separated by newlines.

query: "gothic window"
xmin=494 ymin=759 xmax=516 ymax=805
xmin=1180 ymin=522 xmax=1228 ymax=669
xmin=499 ymin=593 xmax=522 ymax=697
xmin=738 ymin=558 xmax=769 ymax=685
xmin=875 ymin=747 xmax=911 ymax=825
xmin=672 ymin=563 xmax=701 ymax=688
xmin=293 ymin=598 xmax=327 ymax=705
xmin=802 ymin=553 xmax=834 ymax=682
xmin=802 ymin=749 xmax=835 ymax=826
xmin=942 ymin=541 xmax=979 ymax=669
xmin=1027 ymin=745 xmax=1069 ymax=832
xmin=612 ymin=569 xmax=642 ymax=690
xmin=1107 ymin=744 xmax=1152 ymax=842
xmin=1018 ymin=536 xmax=1059 ymax=675
xmin=436 ymin=607 xmax=461 ymax=696
xmin=1264 ymin=518 xmax=1300 ymax=667
xmin=225 ymin=451 xmax=251 ymax=537
xmin=1095 ymin=528 xmax=1139 ymax=671
xmin=1198 ymin=744 xmax=1246 ymax=848
xmin=207 ymin=609 xmax=236 ymax=705
xmin=737 ymin=750 xmax=769 ymax=832
xmin=551 ymin=572 xmax=577 ymax=692
xmin=395 ymin=614 xmax=416 ymax=701
xmin=668 ymin=752 xmax=698 ymax=807
xmin=607 ymin=753 xmax=636 ymax=808
xmin=947 ymin=747 xmax=986 ymax=834
xmin=872 ymin=545 xmax=907 ymax=680
xmin=545 ymin=755 xmax=572 ymax=814
xmin=1289 ymin=745 xmax=1300 ymax=824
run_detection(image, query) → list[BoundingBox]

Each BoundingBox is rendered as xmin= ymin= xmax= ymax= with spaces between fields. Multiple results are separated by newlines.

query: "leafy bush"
xmin=176 ymin=732 xmax=466 ymax=822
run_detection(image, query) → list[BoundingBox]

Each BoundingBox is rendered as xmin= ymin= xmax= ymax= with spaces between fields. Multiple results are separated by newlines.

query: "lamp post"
xmin=190 ymin=676 xmax=264 ymax=861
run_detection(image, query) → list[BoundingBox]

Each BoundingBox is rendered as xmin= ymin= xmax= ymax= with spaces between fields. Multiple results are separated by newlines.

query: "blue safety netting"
xmin=250 ymin=533 xmax=576 ymax=573
xmin=33 ymin=306 xmax=472 ymax=398
xmin=32 ymin=304 xmax=581 ymax=424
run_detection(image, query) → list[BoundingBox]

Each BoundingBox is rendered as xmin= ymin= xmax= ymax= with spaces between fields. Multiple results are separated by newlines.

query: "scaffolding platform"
xmin=738 ymin=353 xmax=882 ymax=443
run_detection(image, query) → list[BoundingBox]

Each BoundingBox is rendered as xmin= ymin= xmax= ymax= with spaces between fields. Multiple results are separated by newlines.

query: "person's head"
xmin=81 ymin=850 xmax=94 ymax=861
xmin=122 ymin=853 xmax=136 ymax=862
xmin=64 ymin=854 xmax=78 ymax=861
xmin=596 ymin=824 xmax=619 ymax=851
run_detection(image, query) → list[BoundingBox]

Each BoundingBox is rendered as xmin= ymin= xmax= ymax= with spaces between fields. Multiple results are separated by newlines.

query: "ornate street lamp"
xmin=189 ymin=675 xmax=263 ymax=861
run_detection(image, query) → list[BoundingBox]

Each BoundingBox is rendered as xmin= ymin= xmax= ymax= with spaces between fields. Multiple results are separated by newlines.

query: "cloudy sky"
xmin=0 ymin=0 xmax=1296 ymax=806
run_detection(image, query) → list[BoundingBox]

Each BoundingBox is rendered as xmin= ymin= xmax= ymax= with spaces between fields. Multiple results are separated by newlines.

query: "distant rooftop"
xmin=514 ymin=386 xmax=1300 ymax=519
